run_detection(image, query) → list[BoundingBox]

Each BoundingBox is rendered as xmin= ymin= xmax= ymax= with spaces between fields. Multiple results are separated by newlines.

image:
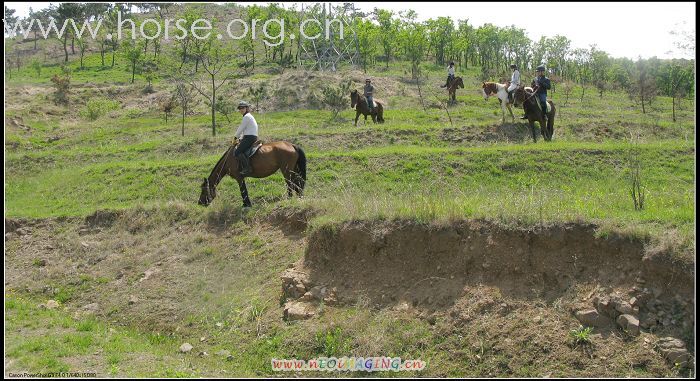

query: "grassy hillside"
xmin=4 ymin=21 xmax=696 ymax=377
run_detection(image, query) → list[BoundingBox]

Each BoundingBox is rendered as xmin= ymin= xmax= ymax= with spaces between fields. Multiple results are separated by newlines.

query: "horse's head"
xmin=512 ymin=86 xmax=528 ymax=107
xmin=481 ymin=82 xmax=497 ymax=100
xmin=350 ymin=89 xmax=358 ymax=108
xmin=198 ymin=177 xmax=215 ymax=206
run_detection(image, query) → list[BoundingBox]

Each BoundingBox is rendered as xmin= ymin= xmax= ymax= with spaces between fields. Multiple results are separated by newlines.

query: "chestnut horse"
xmin=198 ymin=140 xmax=306 ymax=207
xmin=512 ymin=86 xmax=556 ymax=142
xmin=481 ymin=81 xmax=515 ymax=123
xmin=350 ymin=90 xmax=385 ymax=126
xmin=447 ymin=76 xmax=464 ymax=104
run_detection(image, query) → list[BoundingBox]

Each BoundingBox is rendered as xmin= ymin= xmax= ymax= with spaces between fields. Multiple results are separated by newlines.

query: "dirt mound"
xmin=291 ymin=219 xmax=694 ymax=339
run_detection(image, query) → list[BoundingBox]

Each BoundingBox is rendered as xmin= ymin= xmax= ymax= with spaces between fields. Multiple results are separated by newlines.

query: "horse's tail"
xmin=377 ymin=104 xmax=385 ymax=123
xmin=292 ymin=144 xmax=307 ymax=192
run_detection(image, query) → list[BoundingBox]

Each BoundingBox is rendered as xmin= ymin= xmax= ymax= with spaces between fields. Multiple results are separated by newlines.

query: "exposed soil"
xmin=294 ymin=219 xmax=694 ymax=344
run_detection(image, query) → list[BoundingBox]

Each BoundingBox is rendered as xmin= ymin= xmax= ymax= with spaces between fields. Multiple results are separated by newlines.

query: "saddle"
xmin=236 ymin=140 xmax=263 ymax=158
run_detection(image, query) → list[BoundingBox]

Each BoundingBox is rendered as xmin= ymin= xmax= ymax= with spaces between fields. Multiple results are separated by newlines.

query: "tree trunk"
xmin=672 ymin=93 xmax=676 ymax=122
xmin=211 ymin=74 xmax=216 ymax=136
xmin=182 ymin=107 xmax=185 ymax=136
xmin=131 ymin=61 xmax=136 ymax=83
xmin=64 ymin=36 xmax=69 ymax=62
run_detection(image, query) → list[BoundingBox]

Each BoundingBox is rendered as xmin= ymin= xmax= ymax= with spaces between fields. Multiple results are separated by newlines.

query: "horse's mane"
xmin=208 ymin=145 xmax=234 ymax=183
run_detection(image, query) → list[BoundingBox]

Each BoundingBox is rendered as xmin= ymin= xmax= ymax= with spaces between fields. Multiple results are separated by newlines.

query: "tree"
xmin=174 ymin=77 xmax=197 ymax=136
xmin=76 ymin=36 xmax=87 ymax=69
xmin=589 ymin=46 xmax=611 ymax=98
xmin=190 ymin=40 xmax=235 ymax=136
xmin=375 ymin=9 xmax=399 ymax=68
xmin=658 ymin=59 xmax=693 ymax=121
xmin=122 ymin=39 xmax=144 ymax=84
xmin=142 ymin=59 xmax=158 ymax=92
xmin=356 ymin=19 xmax=379 ymax=73
xmin=571 ymin=48 xmax=592 ymax=102
xmin=628 ymin=58 xmax=657 ymax=114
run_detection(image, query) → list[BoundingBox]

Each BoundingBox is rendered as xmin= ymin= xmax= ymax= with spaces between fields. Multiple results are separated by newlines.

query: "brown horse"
xmin=512 ymin=86 xmax=556 ymax=142
xmin=350 ymin=90 xmax=385 ymax=126
xmin=198 ymin=140 xmax=306 ymax=207
xmin=447 ymin=76 xmax=464 ymax=104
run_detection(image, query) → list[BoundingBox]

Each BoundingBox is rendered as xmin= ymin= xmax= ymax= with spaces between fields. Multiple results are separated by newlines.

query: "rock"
xmin=655 ymin=337 xmax=691 ymax=368
xmin=216 ymin=350 xmax=231 ymax=357
xmin=200 ymin=336 xmax=207 ymax=342
xmin=575 ymin=309 xmax=613 ymax=328
xmin=139 ymin=268 xmax=161 ymax=282
xmin=128 ymin=295 xmax=139 ymax=305
xmin=281 ymin=269 xmax=311 ymax=299
xmin=45 ymin=300 xmax=60 ymax=309
xmin=83 ymin=303 xmax=100 ymax=312
xmin=283 ymin=301 xmax=315 ymax=321
xmin=15 ymin=228 xmax=29 ymax=236
xmin=5 ymin=233 xmax=14 ymax=241
xmin=323 ymin=289 xmax=340 ymax=306
xmin=615 ymin=301 xmax=634 ymax=315
xmin=533 ymin=316 xmax=543 ymax=323
xmin=594 ymin=297 xmax=620 ymax=319
xmin=179 ymin=343 xmax=193 ymax=353
xmin=629 ymin=297 xmax=639 ymax=306
xmin=215 ymin=322 xmax=223 ymax=328
xmin=78 ymin=228 xmax=91 ymax=236
xmin=198 ymin=351 xmax=209 ymax=357
xmin=616 ymin=314 xmax=640 ymax=336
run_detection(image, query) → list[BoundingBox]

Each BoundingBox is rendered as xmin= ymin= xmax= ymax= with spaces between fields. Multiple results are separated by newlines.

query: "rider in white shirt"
xmin=507 ymin=64 xmax=520 ymax=103
xmin=442 ymin=61 xmax=456 ymax=88
xmin=234 ymin=101 xmax=258 ymax=175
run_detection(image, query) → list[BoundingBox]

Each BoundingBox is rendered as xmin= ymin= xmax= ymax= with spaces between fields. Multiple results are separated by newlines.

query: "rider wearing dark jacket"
xmin=532 ymin=65 xmax=551 ymax=113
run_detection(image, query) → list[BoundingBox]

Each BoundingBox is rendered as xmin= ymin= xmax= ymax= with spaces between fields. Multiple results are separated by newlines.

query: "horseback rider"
xmin=521 ymin=65 xmax=551 ymax=120
xmin=233 ymin=101 xmax=258 ymax=176
xmin=364 ymin=78 xmax=375 ymax=114
xmin=507 ymin=64 xmax=520 ymax=103
xmin=441 ymin=61 xmax=456 ymax=88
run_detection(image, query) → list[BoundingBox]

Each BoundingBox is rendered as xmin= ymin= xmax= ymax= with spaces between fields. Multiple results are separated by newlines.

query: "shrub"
xmin=79 ymin=99 xmax=121 ymax=120
xmin=322 ymin=80 xmax=352 ymax=120
xmin=50 ymin=66 xmax=72 ymax=105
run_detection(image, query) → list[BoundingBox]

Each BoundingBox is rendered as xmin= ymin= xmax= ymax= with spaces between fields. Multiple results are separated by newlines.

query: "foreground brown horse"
xmin=350 ymin=90 xmax=385 ymax=126
xmin=198 ymin=140 xmax=306 ymax=207
xmin=447 ymin=76 xmax=464 ymax=104
xmin=513 ymin=86 xmax=556 ymax=142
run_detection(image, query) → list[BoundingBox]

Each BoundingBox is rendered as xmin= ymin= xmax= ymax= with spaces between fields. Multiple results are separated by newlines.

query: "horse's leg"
xmin=529 ymin=120 xmax=537 ymax=142
xmin=506 ymin=103 xmax=515 ymax=123
xmin=499 ymin=99 xmax=505 ymax=123
xmin=237 ymin=178 xmax=252 ymax=207
xmin=354 ymin=111 xmax=360 ymax=126
xmin=282 ymin=167 xmax=294 ymax=198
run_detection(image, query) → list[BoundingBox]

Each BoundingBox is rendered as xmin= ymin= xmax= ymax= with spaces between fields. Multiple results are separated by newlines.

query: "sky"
xmin=5 ymin=2 xmax=696 ymax=59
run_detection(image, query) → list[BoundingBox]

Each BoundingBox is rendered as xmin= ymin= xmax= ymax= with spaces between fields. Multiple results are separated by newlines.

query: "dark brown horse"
xmin=198 ymin=140 xmax=306 ymax=207
xmin=447 ymin=76 xmax=464 ymax=104
xmin=513 ymin=86 xmax=556 ymax=142
xmin=350 ymin=89 xmax=385 ymax=126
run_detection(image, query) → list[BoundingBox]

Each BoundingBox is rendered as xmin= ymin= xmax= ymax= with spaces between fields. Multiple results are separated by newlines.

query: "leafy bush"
xmin=322 ymin=80 xmax=352 ymax=120
xmin=50 ymin=66 xmax=72 ymax=105
xmin=79 ymin=99 xmax=121 ymax=120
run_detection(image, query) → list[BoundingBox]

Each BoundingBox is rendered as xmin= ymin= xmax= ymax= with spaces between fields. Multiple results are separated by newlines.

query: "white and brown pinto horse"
xmin=481 ymin=81 xmax=515 ymax=124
